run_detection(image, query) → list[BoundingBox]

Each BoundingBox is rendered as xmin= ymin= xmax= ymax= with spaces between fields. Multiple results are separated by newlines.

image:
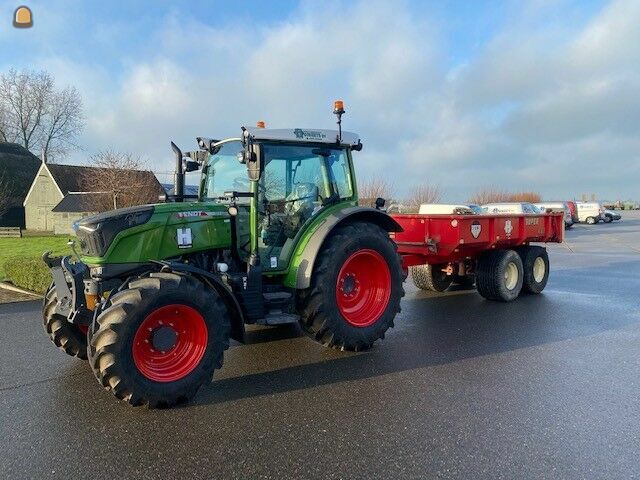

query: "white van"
xmin=418 ymin=204 xmax=477 ymax=215
xmin=481 ymin=202 xmax=542 ymax=214
xmin=576 ymin=202 xmax=604 ymax=224
xmin=535 ymin=202 xmax=573 ymax=228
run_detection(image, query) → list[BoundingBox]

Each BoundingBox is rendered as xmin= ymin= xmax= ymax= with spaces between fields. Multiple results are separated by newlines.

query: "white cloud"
xmin=21 ymin=0 xmax=640 ymax=201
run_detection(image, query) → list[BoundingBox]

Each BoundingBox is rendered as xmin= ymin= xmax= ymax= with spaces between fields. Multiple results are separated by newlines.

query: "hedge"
xmin=3 ymin=257 xmax=52 ymax=294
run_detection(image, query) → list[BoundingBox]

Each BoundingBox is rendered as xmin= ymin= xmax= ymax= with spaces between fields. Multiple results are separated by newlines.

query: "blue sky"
xmin=2 ymin=0 xmax=638 ymax=201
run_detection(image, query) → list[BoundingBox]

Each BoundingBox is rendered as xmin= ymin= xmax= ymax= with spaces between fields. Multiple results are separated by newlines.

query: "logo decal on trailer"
xmin=471 ymin=221 xmax=482 ymax=239
xmin=176 ymin=228 xmax=193 ymax=248
xmin=504 ymin=220 xmax=513 ymax=236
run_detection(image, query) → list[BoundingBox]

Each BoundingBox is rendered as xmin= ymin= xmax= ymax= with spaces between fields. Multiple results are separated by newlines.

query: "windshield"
xmin=200 ymin=140 xmax=248 ymax=201
xmin=260 ymin=143 xmax=353 ymax=203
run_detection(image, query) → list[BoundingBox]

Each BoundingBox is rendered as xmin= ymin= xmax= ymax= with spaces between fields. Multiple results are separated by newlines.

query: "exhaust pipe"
xmin=171 ymin=141 xmax=184 ymax=201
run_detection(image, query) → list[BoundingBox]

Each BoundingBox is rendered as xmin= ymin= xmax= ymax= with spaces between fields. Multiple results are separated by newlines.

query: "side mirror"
xmin=245 ymin=146 xmax=260 ymax=181
xmin=375 ymin=197 xmax=386 ymax=210
xmin=183 ymin=159 xmax=200 ymax=173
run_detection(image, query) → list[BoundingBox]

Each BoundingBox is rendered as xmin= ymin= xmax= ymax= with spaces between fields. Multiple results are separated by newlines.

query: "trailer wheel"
xmin=410 ymin=264 xmax=452 ymax=292
xmin=88 ymin=272 xmax=230 ymax=407
xmin=517 ymin=246 xmax=549 ymax=294
xmin=298 ymin=222 xmax=404 ymax=351
xmin=586 ymin=216 xmax=596 ymax=225
xmin=43 ymin=283 xmax=88 ymax=360
xmin=476 ymin=249 xmax=523 ymax=302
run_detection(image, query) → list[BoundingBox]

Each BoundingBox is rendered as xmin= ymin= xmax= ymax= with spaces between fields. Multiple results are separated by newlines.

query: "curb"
xmin=0 ymin=281 xmax=42 ymax=298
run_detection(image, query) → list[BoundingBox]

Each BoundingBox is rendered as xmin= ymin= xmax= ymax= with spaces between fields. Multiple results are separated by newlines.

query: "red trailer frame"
xmin=390 ymin=212 xmax=564 ymax=270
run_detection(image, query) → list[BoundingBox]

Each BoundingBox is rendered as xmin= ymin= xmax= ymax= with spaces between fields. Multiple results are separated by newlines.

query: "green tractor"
xmin=43 ymin=103 xmax=405 ymax=407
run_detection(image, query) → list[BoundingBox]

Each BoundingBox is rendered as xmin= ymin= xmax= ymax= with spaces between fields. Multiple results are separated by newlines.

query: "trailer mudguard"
xmin=157 ymin=261 xmax=246 ymax=343
xmin=286 ymin=206 xmax=403 ymax=289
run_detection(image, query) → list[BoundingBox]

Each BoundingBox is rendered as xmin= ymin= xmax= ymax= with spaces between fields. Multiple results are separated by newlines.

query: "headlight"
xmin=76 ymin=206 xmax=154 ymax=257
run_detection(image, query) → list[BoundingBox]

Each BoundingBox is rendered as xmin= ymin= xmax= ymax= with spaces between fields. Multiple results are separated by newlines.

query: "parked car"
xmin=418 ymin=204 xmax=477 ymax=215
xmin=576 ymin=202 xmax=604 ymax=224
xmin=535 ymin=202 xmax=574 ymax=228
xmin=603 ymin=209 xmax=621 ymax=223
xmin=467 ymin=204 xmax=484 ymax=215
xmin=481 ymin=202 xmax=542 ymax=214
xmin=565 ymin=200 xmax=580 ymax=224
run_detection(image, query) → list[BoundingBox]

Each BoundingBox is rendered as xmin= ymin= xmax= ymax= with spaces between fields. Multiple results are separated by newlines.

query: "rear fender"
xmin=156 ymin=261 xmax=246 ymax=343
xmin=286 ymin=207 xmax=403 ymax=289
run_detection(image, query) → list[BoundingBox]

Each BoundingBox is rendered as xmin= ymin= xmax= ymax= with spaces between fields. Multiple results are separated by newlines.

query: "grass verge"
xmin=0 ymin=236 xmax=70 ymax=293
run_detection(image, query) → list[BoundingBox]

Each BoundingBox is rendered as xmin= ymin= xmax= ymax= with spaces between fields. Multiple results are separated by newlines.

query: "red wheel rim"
xmin=336 ymin=249 xmax=392 ymax=327
xmin=132 ymin=304 xmax=208 ymax=382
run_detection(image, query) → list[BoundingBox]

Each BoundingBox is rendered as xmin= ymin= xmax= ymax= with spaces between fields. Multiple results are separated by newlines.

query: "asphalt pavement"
xmin=1 ymin=212 xmax=639 ymax=479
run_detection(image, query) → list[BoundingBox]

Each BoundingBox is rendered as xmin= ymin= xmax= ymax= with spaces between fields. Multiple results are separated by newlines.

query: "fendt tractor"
xmin=42 ymin=102 xmax=564 ymax=407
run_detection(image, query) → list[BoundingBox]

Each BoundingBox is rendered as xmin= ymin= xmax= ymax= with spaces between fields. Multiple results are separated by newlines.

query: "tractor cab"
xmin=191 ymin=125 xmax=363 ymax=272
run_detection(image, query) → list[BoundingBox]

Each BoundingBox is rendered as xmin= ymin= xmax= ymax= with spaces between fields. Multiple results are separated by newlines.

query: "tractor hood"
xmin=75 ymin=202 xmax=232 ymax=265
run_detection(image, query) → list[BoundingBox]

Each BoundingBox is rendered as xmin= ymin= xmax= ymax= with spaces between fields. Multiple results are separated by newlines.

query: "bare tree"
xmin=0 ymin=170 xmax=13 ymax=219
xmin=468 ymin=188 xmax=510 ymax=205
xmin=0 ymin=68 xmax=83 ymax=161
xmin=469 ymin=187 xmax=541 ymax=204
xmin=357 ymin=175 xmax=395 ymax=207
xmin=80 ymin=150 xmax=161 ymax=212
xmin=406 ymin=184 xmax=442 ymax=208
xmin=508 ymin=191 xmax=542 ymax=203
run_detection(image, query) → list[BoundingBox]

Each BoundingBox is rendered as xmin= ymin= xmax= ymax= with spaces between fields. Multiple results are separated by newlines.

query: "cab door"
xmin=257 ymin=143 xmax=354 ymax=272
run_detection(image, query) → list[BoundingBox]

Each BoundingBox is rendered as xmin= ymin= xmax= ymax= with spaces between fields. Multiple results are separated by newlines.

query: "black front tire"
xmin=298 ymin=222 xmax=404 ymax=351
xmin=88 ymin=272 xmax=230 ymax=407
xmin=43 ymin=284 xmax=88 ymax=360
xmin=410 ymin=264 xmax=452 ymax=292
xmin=476 ymin=249 xmax=524 ymax=302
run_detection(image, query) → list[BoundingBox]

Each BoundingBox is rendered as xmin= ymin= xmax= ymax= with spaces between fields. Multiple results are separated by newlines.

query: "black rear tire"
xmin=410 ymin=264 xmax=452 ymax=292
xmin=88 ymin=272 xmax=230 ymax=407
xmin=297 ymin=222 xmax=404 ymax=351
xmin=476 ymin=249 xmax=523 ymax=302
xmin=43 ymin=283 xmax=88 ymax=360
xmin=517 ymin=246 xmax=549 ymax=294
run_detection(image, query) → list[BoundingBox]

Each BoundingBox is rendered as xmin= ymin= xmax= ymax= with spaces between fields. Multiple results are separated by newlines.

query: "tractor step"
xmin=263 ymin=291 xmax=292 ymax=309
xmin=258 ymin=312 xmax=300 ymax=325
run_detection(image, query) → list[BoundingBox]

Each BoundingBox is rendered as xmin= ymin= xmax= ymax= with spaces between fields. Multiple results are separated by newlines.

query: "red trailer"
xmin=389 ymin=212 xmax=565 ymax=302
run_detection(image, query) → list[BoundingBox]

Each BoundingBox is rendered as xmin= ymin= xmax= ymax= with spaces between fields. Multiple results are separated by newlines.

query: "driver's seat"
xmin=283 ymin=183 xmax=318 ymax=237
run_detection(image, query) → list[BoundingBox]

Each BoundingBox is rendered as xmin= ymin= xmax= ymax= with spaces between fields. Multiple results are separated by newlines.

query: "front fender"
xmin=284 ymin=207 xmax=403 ymax=289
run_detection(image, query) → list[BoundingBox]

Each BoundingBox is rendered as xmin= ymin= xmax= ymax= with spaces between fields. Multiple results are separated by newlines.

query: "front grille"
xmin=75 ymin=206 xmax=154 ymax=257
